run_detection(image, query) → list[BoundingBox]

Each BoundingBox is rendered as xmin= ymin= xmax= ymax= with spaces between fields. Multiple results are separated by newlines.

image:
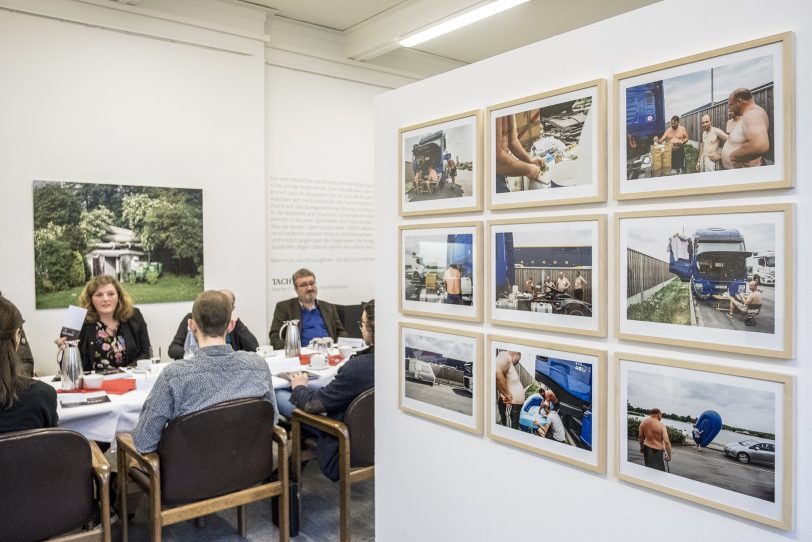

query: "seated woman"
xmin=58 ymin=275 xmax=151 ymax=372
xmin=0 ymin=296 xmax=58 ymax=434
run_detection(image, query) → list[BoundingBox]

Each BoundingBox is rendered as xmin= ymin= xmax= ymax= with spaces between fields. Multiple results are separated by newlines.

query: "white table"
xmin=40 ymin=355 xmax=344 ymax=443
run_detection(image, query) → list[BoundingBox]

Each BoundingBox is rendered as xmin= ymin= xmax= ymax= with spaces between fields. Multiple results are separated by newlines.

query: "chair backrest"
xmin=158 ymin=397 xmax=276 ymax=505
xmin=0 ymin=428 xmax=94 ymax=542
xmin=336 ymin=303 xmax=364 ymax=339
xmin=344 ymin=388 xmax=374 ymax=469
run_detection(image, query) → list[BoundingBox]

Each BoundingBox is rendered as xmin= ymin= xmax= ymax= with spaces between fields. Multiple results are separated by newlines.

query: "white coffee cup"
xmin=256 ymin=345 xmax=276 ymax=357
xmin=137 ymin=358 xmax=152 ymax=371
xmin=83 ymin=373 xmax=104 ymax=389
xmin=339 ymin=346 xmax=353 ymax=360
xmin=310 ymin=354 xmax=327 ymax=369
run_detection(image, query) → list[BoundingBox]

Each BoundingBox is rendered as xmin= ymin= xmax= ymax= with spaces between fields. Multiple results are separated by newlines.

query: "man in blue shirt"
xmin=268 ymin=268 xmax=346 ymax=349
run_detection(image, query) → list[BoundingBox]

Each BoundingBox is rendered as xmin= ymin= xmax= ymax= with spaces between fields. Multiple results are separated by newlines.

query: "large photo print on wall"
xmin=614 ymin=32 xmax=793 ymax=200
xmin=489 ymin=215 xmax=605 ymax=337
xmin=615 ymin=353 xmax=793 ymax=529
xmin=32 ymin=180 xmax=203 ymax=309
xmin=399 ymin=110 xmax=482 ymax=216
xmin=487 ymin=79 xmax=605 ymax=209
xmin=399 ymin=323 xmax=482 ymax=434
xmin=399 ymin=222 xmax=482 ymax=322
xmin=487 ymin=336 xmax=606 ymax=473
xmin=616 ymin=204 xmax=792 ymax=358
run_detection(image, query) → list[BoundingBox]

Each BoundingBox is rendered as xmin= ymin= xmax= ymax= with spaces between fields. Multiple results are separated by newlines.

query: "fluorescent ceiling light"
xmin=399 ymin=0 xmax=530 ymax=48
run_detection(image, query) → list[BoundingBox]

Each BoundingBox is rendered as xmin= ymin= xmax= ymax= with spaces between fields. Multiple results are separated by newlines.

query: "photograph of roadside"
xmin=616 ymin=353 xmax=792 ymax=529
xmin=488 ymin=80 xmax=604 ymax=209
xmin=487 ymin=337 xmax=605 ymax=473
xmin=399 ymin=110 xmax=481 ymax=216
xmin=617 ymin=205 xmax=791 ymax=358
xmin=400 ymin=223 xmax=481 ymax=322
xmin=615 ymin=33 xmax=792 ymax=199
xmin=399 ymin=324 xmax=482 ymax=434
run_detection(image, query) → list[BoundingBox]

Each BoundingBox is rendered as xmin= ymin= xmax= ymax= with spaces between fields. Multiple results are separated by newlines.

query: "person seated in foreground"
xmin=132 ymin=290 xmax=277 ymax=453
xmin=284 ymin=299 xmax=375 ymax=481
xmin=728 ymin=280 xmax=762 ymax=318
xmin=56 ymin=275 xmax=151 ymax=372
xmin=268 ymin=268 xmax=346 ymax=350
xmin=0 ymin=291 xmax=35 ymax=376
xmin=167 ymin=289 xmax=259 ymax=359
xmin=0 ymin=296 xmax=57 ymax=434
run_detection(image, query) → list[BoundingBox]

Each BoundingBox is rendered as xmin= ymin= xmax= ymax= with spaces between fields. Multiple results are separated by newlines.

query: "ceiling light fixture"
xmin=399 ymin=0 xmax=530 ymax=48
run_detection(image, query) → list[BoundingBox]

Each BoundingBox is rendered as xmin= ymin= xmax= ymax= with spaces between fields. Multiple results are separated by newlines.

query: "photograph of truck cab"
xmin=747 ymin=250 xmax=775 ymax=285
xmin=668 ymin=227 xmax=749 ymax=300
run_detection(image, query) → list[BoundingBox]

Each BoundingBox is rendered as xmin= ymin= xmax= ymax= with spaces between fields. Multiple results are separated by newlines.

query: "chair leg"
xmin=237 ymin=506 xmax=247 ymax=537
xmin=117 ymin=452 xmax=129 ymax=542
xmin=339 ymin=477 xmax=351 ymax=542
xmin=149 ymin=485 xmax=162 ymax=542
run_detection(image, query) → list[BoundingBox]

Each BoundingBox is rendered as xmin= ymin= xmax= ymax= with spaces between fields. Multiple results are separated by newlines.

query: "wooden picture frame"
xmin=614 ymin=32 xmax=794 ymax=200
xmin=399 ymin=110 xmax=483 ymax=216
xmin=616 ymin=204 xmax=793 ymax=359
xmin=615 ymin=352 xmax=793 ymax=530
xmin=486 ymin=335 xmax=606 ymax=473
xmin=488 ymin=214 xmax=606 ymax=337
xmin=486 ymin=79 xmax=606 ymax=210
xmin=398 ymin=322 xmax=483 ymax=434
xmin=399 ymin=221 xmax=483 ymax=322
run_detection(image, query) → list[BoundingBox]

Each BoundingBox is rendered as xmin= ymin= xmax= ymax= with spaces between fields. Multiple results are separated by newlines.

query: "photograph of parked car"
xmin=488 ymin=79 xmax=605 ymax=209
xmin=616 ymin=204 xmax=792 ymax=358
xmin=399 ymin=323 xmax=482 ymax=434
xmin=489 ymin=216 xmax=605 ymax=337
xmin=615 ymin=32 xmax=793 ymax=200
xmin=399 ymin=110 xmax=482 ymax=216
xmin=400 ymin=222 xmax=482 ymax=322
xmin=32 ymin=180 xmax=203 ymax=309
xmin=615 ymin=352 xmax=793 ymax=529
xmin=487 ymin=336 xmax=606 ymax=473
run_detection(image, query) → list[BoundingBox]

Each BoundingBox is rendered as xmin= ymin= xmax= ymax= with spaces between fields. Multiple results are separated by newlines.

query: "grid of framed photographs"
xmin=393 ymin=31 xmax=795 ymax=530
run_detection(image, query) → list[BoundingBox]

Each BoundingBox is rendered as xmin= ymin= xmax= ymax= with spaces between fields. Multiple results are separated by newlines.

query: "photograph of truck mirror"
xmin=399 ymin=222 xmax=483 ymax=322
xmin=613 ymin=32 xmax=794 ymax=201
xmin=614 ymin=352 xmax=793 ymax=530
xmin=488 ymin=215 xmax=606 ymax=337
xmin=398 ymin=323 xmax=483 ymax=434
xmin=615 ymin=204 xmax=793 ymax=359
xmin=486 ymin=335 xmax=606 ymax=474
xmin=486 ymin=79 xmax=606 ymax=210
xmin=399 ymin=109 xmax=483 ymax=217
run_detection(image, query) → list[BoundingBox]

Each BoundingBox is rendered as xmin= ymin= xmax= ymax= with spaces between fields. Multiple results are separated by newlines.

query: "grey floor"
xmin=113 ymin=463 xmax=375 ymax=541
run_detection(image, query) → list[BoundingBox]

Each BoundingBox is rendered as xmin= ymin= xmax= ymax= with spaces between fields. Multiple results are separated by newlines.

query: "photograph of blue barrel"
xmin=693 ymin=409 xmax=722 ymax=447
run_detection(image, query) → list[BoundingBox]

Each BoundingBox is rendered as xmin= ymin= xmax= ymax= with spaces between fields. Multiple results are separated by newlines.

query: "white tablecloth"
xmin=40 ymin=354 xmax=342 ymax=443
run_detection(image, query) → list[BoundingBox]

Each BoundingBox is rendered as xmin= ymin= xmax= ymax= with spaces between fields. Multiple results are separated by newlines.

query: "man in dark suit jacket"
xmin=268 ymin=269 xmax=346 ymax=349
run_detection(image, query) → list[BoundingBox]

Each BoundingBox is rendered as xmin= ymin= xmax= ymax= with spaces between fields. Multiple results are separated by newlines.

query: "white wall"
xmin=0 ymin=1 xmax=268 ymax=374
xmin=265 ymin=65 xmax=384 ymax=321
xmin=374 ymin=0 xmax=810 ymax=540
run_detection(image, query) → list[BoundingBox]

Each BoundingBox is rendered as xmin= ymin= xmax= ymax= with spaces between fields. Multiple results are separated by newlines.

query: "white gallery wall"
xmin=0 ymin=0 xmax=268 ymax=374
xmin=265 ymin=65 xmax=384 ymax=319
xmin=374 ymin=0 xmax=810 ymax=540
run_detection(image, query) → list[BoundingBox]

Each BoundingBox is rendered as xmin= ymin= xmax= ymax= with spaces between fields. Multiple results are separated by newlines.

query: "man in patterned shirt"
xmin=133 ymin=290 xmax=277 ymax=453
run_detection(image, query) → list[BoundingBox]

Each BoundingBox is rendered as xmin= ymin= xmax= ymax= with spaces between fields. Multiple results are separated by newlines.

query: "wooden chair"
xmin=116 ymin=398 xmax=289 ymax=542
xmin=0 ymin=428 xmax=111 ymax=542
xmin=291 ymin=388 xmax=374 ymax=542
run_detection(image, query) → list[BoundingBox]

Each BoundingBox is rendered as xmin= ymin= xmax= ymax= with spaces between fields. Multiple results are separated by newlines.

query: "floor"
xmin=113 ymin=462 xmax=375 ymax=541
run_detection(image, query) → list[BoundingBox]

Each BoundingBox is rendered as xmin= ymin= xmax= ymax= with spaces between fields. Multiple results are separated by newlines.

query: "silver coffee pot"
xmin=57 ymin=340 xmax=84 ymax=391
xmin=279 ymin=319 xmax=301 ymax=357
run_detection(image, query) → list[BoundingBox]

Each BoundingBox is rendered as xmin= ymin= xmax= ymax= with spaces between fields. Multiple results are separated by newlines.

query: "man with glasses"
xmin=268 ymin=268 xmax=346 ymax=350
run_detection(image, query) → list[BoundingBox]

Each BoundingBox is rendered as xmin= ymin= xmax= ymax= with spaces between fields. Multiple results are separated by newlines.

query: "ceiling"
xmin=240 ymin=0 xmax=660 ymax=79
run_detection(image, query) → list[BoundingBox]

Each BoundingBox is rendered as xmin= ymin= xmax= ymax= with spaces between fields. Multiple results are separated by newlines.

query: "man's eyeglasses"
xmin=295 ymin=280 xmax=316 ymax=289
xmin=357 ymin=320 xmax=367 ymax=330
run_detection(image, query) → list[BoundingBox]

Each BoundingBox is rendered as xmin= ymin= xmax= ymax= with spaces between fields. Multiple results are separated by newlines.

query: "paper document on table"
xmin=59 ymin=391 xmax=111 ymax=408
xmin=336 ymin=337 xmax=365 ymax=349
xmin=275 ymin=371 xmax=320 ymax=381
xmin=60 ymin=305 xmax=88 ymax=340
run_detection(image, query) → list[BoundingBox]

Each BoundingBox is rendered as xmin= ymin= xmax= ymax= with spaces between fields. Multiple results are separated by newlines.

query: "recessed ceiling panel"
xmin=253 ymin=0 xmax=407 ymax=31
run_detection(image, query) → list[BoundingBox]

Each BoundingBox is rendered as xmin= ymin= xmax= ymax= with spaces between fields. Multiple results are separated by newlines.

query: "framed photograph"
xmin=489 ymin=215 xmax=606 ymax=337
xmin=399 ymin=323 xmax=483 ymax=434
xmin=615 ymin=352 xmax=793 ymax=530
xmin=614 ymin=32 xmax=794 ymax=200
xmin=486 ymin=79 xmax=606 ymax=210
xmin=399 ymin=110 xmax=483 ymax=216
xmin=616 ymin=204 xmax=792 ymax=359
xmin=399 ymin=222 xmax=482 ymax=322
xmin=486 ymin=335 xmax=606 ymax=473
